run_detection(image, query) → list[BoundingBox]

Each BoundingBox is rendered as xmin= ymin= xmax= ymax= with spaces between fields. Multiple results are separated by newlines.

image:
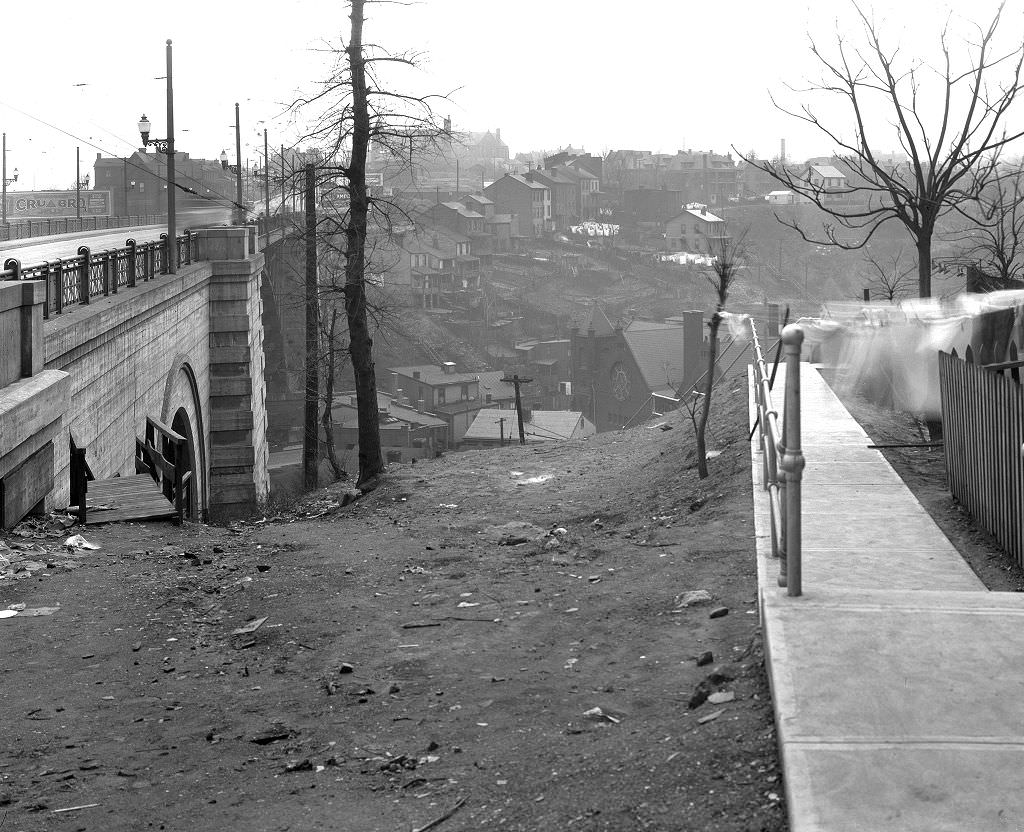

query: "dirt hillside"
xmin=0 ymin=377 xmax=787 ymax=832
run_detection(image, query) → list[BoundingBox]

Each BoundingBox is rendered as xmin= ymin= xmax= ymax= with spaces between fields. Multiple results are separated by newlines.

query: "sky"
xmin=0 ymin=0 xmax=1017 ymax=191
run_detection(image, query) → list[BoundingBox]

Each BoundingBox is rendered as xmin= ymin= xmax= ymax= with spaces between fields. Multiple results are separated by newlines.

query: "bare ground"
xmin=0 ymin=377 xmax=788 ymax=832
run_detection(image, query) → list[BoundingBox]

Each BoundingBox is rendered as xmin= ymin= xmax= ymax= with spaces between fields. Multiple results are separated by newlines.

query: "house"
xmin=663 ymin=204 xmax=726 ymax=252
xmin=604 ymin=149 xmax=736 ymax=204
xmin=622 ymin=189 xmax=687 ymax=224
xmin=461 ymin=408 xmax=595 ymax=448
xmin=801 ymin=164 xmax=848 ymax=202
xmin=511 ymin=339 xmax=572 ymax=409
xmin=463 ymin=193 xmax=516 ymax=249
xmin=330 ymin=392 xmax=449 ymax=463
xmin=524 ymin=168 xmax=578 ymax=229
xmin=387 ymin=363 xmax=516 ymax=446
xmin=767 ymin=190 xmax=799 ymax=205
xmin=483 ymin=174 xmax=551 ymax=236
xmin=389 ymin=222 xmax=481 ymax=309
xmin=558 ymin=164 xmax=600 ymax=220
xmin=570 ymin=306 xmax=707 ymax=431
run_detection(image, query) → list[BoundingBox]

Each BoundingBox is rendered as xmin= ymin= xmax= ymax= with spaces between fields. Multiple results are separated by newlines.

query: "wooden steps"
xmin=77 ymin=474 xmax=176 ymax=524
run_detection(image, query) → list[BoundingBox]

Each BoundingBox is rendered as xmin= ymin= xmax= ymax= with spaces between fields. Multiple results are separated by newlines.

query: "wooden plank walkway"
xmin=81 ymin=474 xmax=176 ymax=524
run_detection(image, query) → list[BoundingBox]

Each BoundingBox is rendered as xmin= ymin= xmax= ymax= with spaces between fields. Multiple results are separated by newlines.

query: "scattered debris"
xmin=411 ymin=796 xmax=467 ymax=832
xmin=231 ymin=616 xmax=268 ymax=636
xmin=709 ymin=606 xmax=730 ymax=619
xmin=64 ymin=534 xmax=100 ymax=551
xmin=515 ymin=474 xmax=554 ymax=486
xmin=401 ymin=621 xmax=442 ymax=629
xmin=582 ymin=707 xmax=621 ymax=724
xmin=698 ymin=709 xmax=724 ymax=725
xmin=250 ymin=728 xmax=292 ymax=745
xmin=706 ymin=449 xmax=722 ymax=459
xmin=283 ymin=759 xmax=314 ymax=773
xmin=708 ymin=691 xmax=735 ymax=705
xmin=673 ymin=590 xmax=713 ymax=611
xmin=51 ymin=803 xmax=100 ymax=814
xmin=696 ymin=651 xmax=714 ymax=667
xmin=456 ymin=601 xmax=480 ymax=608
xmin=339 ymin=663 xmax=355 ymax=674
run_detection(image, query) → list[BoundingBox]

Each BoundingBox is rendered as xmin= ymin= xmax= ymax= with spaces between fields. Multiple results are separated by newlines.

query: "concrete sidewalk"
xmin=752 ymin=363 xmax=1024 ymax=831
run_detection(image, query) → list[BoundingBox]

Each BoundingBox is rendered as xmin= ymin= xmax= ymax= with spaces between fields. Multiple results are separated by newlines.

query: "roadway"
xmin=1 ymin=207 xmax=232 ymax=266
xmin=1 ymin=225 xmax=165 ymax=266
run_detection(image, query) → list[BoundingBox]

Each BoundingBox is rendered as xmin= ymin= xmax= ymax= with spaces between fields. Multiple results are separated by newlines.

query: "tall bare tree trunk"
xmin=345 ymin=0 xmax=384 ymax=489
xmin=321 ymin=307 xmax=346 ymax=481
xmin=695 ymin=311 xmax=722 ymax=479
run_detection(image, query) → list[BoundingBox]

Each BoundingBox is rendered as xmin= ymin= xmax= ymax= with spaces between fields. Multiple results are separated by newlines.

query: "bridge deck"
xmin=83 ymin=474 xmax=176 ymax=524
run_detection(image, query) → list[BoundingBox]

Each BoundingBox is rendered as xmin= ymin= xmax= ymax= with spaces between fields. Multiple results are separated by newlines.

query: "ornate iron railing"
xmin=0 ymin=214 xmax=165 ymax=243
xmin=1 ymin=229 xmax=196 ymax=320
xmin=751 ymin=319 xmax=805 ymax=596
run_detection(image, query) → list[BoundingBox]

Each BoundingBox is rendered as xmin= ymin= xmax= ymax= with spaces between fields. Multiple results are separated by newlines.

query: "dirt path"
xmin=0 ymin=381 xmax=787 ymax=832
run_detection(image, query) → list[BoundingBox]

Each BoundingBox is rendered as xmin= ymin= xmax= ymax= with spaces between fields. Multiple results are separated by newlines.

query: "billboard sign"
xmin=4 ymin=190 xmax=112 ymax=219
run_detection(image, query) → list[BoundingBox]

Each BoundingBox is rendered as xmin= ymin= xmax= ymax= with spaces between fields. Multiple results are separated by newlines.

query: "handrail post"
xmin=77 ymin=246 xmax=91 ymax=305
xmin=780 ymin=324 xmax=805 ymax=597
xmin=126 ymin=238 xmax=137 ymax=287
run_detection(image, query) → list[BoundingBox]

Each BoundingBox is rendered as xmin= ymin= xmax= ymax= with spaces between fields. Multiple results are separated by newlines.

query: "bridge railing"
xmin=750 ymin=318 xmax=805 ymax=596
xmin=0 ymin=215 xmax=166 ymax=243
xmin=1 ymin=229 xmax=196 ymax=320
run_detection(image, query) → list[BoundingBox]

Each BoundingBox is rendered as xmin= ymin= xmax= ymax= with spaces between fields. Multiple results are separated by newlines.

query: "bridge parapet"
xmin=0 ymin=224 xmax=269 ymax=527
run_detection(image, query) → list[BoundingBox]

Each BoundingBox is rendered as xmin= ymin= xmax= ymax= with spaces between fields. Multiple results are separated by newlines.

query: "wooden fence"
xmin=938 ymin=349 xmax=1024 ymax=566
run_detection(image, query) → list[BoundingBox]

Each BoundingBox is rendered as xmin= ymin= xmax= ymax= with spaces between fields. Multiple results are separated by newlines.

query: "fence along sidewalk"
xmin=939 ymin=348 xmax=1024 ymax=568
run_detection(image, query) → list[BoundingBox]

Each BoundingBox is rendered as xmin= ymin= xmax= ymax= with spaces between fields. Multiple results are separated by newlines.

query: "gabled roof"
xmin=808 ymin=164 xmax=846 ymax=179
xmin=389 ymin=364 xmax=481 ymax=386
xmin=440 ymin=201 xmax=485 ymax=219
xmin=463 ymin=408 xmax=589 ymax=442
xmin=477 ymin=370 xmax=517 ymax=401
xmin=576 ymin=304 xmax=616 ymax=336
xmin=621 ymin=325 xmax=689 ymax=398
xmin=463 ymin=193 xmax=494 ymax=205
xmin=331 ymin=392 xmax=447 ymax=429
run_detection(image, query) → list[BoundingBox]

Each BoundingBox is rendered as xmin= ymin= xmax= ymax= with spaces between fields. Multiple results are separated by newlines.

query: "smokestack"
xmin=391 ymin=371 xmax=399 ymax=392
xmin=780 ymin=138 xmax=786 ymax=165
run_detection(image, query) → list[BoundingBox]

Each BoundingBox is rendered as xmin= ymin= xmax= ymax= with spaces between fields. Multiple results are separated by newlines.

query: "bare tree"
xmin=951 ymin=164 xmax=1024 ymax=289
xmin=695 ymin=225 xmax=747 ymax=479
xmin=863 ymin=248 xmax=915 ymax=301
xmin=292 ymin=0 xmax=451 ymax=489
xmin=741 ymin=1 xmax=1024 ymax=297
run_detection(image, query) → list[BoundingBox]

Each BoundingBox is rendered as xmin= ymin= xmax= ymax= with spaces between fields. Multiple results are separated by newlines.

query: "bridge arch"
xmin=160 ymin=355 xmax=208 ymax=517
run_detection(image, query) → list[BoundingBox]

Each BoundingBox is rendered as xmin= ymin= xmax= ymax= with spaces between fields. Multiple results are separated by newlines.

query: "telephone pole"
xmin=502 ymin=374 xmax=533 ymax=445
xmin=303 ymin=162 xmax=319 ymax=490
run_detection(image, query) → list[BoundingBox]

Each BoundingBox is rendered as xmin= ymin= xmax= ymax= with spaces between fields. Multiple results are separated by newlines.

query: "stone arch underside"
xmin=160 ymin=355 xmax=208 ymax=516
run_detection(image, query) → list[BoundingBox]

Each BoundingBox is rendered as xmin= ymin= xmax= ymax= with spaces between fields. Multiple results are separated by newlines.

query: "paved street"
xmin=1 ymin=225 xmax=165 ymax=265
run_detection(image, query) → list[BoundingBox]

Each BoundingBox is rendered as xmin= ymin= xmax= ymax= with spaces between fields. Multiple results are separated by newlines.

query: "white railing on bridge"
xmin=750 ymin=319 xmax=805 ymax=596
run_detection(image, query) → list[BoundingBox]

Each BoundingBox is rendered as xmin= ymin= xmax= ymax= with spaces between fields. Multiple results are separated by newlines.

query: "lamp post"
xmin=137 ymin=38 xmax=176 ymax=274
xmin=234 ymin=102 xmax=243 ymax=225
xmin=1 ymin=133 xmax=19 ymax=227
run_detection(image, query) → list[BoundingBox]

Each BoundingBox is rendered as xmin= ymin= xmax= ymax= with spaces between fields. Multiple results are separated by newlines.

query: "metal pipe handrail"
xmin=751 ymin=318 xmax=805 ymax=596
xmin=2 ymin=229 xmax=196 ymax=320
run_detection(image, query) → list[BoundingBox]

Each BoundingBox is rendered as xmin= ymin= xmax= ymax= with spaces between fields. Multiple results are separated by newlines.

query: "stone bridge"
xmin=0 ymin=225 xmax=292 ymax=526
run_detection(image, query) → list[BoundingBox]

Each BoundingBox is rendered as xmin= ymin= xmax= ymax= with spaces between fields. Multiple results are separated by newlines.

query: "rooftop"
xmin=463 ymin=408 xmax=590 ymax=443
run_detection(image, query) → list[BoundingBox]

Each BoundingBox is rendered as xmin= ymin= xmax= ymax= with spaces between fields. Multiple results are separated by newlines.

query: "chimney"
xmin=496 ymin=128 xmax=501 ymax=142
xmin=417 ymin=399 xmax=425 ymax=414
xmin=781 ymin=138 xmax=786 ymax=165
xmin=442 ymin=361 xmax=457 ymax=374
xmin=396 ymin=388 xmax=403 ymax=405
xmin=391 ymin=371 xmax=399 ymax=392
xmin=412 ymin=370 xmax=421 ymax=380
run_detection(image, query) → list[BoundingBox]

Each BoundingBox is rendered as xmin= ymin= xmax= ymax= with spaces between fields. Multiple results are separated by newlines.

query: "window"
xmin=461 ymin=383 xmax=469 ymax=400
xmin=437 ymin=387 xmax=446 ymax=405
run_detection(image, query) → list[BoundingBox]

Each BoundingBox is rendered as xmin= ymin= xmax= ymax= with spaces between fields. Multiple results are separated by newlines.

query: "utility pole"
xmin=234 ymin=103 xmax=243 ymax=225
xmin=303 ymin=162 xmax=319 ymax=490
xmin=263 ymin=129 xmax=269 ymax=220
xmin=123 ymin=157 xmax=129 ymax=217
xmin=280 ymin=145 xmax=286 ymax=218
xmin=76 ymin=147 xmax=81 ymax=220
xmin=502 ymin=374 xmax=533 ymax=445
xmin=498 ymin=417 xmax=506 ymax=447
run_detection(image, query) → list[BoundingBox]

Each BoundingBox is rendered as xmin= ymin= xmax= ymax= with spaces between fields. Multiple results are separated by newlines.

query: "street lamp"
xmin=137 ymin=38 xmax=176 ymax=274
xmin=1 ymin=132 xmax=18 ymax=227
xmin=219 ymin=149 xmax=230 ymax=170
